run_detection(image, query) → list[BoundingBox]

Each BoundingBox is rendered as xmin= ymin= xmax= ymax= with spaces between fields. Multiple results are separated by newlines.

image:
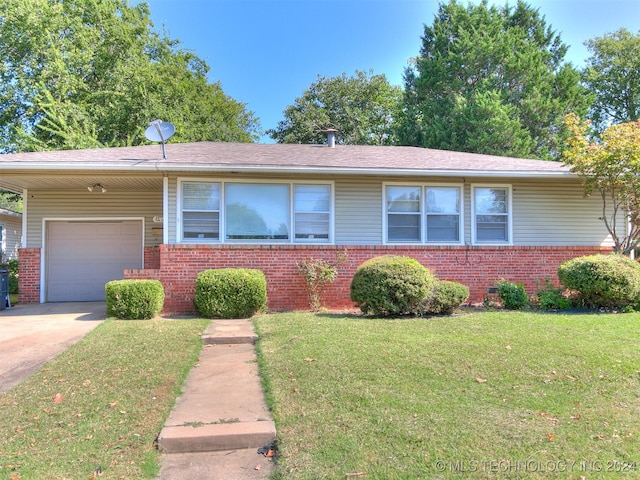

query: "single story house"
xmin=0 ymin=140 xmax=612 ymax=313
xmin=0 ymin=207 xmax=22 ymax=261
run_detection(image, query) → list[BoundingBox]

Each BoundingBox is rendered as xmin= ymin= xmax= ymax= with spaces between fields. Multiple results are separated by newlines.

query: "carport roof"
xmin=0 ymin=141 xmax=573 ymax=192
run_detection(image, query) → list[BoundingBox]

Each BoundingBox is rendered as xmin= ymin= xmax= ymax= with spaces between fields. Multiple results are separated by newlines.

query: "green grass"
xmin=254 ymin=311 xmax=640 ymax=479
xmin=0 ymin=318 xmax=209 ymax=480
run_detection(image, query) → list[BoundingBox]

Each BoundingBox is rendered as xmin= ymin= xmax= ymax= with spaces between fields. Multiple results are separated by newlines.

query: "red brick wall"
xmin=144 ymin=246 xmax=160 ymax=269
xmin=124 ymin=244 xmax=611 ymax=315
xmin=18 ymin=248 xmax=41 ymax=304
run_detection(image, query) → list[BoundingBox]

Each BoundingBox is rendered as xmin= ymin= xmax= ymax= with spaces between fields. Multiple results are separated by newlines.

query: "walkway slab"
xmin=159 ymin=421 xmax=276 ymax=453
xmin=157 ymin=319 xmax=276 ymax=459
xmin=201 ymin=319 xmax=258 ymax=345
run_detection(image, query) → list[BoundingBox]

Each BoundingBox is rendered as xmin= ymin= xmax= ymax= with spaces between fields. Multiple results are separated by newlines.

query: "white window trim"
xmin=177 ymin=178 xmax=335 ymax=245
xmin=382 ymin=182 xmax=464 ymax=245
xmin=471 ymin=184 xmax=513 ymax=246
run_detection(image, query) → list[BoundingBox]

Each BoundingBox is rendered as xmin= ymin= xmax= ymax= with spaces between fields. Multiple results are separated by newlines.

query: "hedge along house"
xmin=0 ymin=140 xmax=612 ymax=313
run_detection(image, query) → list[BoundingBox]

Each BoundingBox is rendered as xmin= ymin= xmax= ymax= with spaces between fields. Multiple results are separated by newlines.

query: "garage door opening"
xmin=45 ymin=220 xmax=143 ymax=302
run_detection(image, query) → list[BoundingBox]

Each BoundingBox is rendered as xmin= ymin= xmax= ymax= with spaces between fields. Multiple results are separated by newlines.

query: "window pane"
xmin=294 ymin=185 xmax=330 ymax=242
xmin=426 ymin=187 xmax=459 ymax=213
xmin=426 ymin=214 xmax=459 ymax=241
xmin=295 ymin=212 xmax=330 ymax=239
xmin=226 ymin=184 xmax=290 ymax=240
xmin=387 ymin=186 xmax=420 ymax=213
xmin=183 ymin=182 xmax=220 ymax=210
xmin=476 ymin=215 xmax=508 ymax=241
xmin=388 ymin=214 xmax=421 ymax=241
xmin=475 ymin=188 xmax=507 ymax=214
xmin=183 ymin=212 xmax=219 ymax=239
xmin=295 ymin=185 xmax=329 ymax=212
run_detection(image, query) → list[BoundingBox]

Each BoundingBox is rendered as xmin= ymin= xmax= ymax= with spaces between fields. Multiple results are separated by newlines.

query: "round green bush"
xmin=557 ymin=254 xmax=640 ymax=308
xmin=350 ymin=255 xmax=436 ymax=317
xmin=105 ymin=279 xmax=164 ymax=319
xmin=423 ymin=280 xmax=469 ymax=315
xmin=495 ymin=279 xmax=528 ymax=310
xmin=194 ymin=268 xmax=267 ymax=318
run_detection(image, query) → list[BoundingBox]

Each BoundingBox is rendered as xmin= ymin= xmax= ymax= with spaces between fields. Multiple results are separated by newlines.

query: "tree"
xmin=268 ymin=70 xmax=402 ymax=145
xmin=0 ymin=190 xmax=22 ymax=213
xmin=0 ymin=0 xmax=260 ymax=153
xmin=562 ymin=113 xmax=640 ymax=255
xmin=400 ymin=0 xmax=591 ymax=159
xmin=582 ymin=28 xmax=640 ymax=134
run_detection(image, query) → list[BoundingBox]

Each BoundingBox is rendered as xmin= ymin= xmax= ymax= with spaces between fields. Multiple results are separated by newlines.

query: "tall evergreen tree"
xmin=399 ymin=0 xmax=591 ymax=159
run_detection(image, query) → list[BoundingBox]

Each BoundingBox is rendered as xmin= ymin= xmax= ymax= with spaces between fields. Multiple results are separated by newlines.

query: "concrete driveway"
xmin=0 ymin=302 xmax=106 ymax=393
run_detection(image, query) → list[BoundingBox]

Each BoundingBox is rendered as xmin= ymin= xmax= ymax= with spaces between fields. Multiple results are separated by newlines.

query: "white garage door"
xmin=46 ymin=221 xmax=143 ymax=302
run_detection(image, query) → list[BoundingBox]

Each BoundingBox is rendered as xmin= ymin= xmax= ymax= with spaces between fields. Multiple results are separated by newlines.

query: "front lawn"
xmin=254 ymin=311 xmax=640 ymax=479
xmin=0 ymin=318 xmax=208 ymax=479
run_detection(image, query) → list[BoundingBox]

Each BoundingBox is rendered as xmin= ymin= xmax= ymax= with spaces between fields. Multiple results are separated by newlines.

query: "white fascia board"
xmin=0 ymin=163 xmax=573 ymax=179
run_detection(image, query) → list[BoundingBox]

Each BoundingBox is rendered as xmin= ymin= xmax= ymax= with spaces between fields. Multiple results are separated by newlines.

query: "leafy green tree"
xmin=562 ymin=113 xmax=640 ymax=255
xmin=0 ymin=0 xmax=260 ymax=152
xmin=582 ymin=28 xmax=640 ymax=134
xmin=400 ymin=0 xmax=591 ymax=159
xmin=0 ymin=190 xmax=22 ymax=213
xmin=268 ymin=70 xmax=402 ymax=145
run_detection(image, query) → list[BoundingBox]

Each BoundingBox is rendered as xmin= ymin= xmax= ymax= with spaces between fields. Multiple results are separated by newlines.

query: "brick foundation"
xmin=17 ymin=244 xmax=612 ymax=313
xmin=123 ymin=244 xmax=611 ymax=315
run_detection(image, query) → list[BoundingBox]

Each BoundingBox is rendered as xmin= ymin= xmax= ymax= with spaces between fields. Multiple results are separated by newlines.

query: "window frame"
xmin=471 ymin=184 xmax=513 ymax=245
xmin=383 ymin=182 xmax=464 ymax=245
xmin=178 ymin=178 xmax=334 ymax=244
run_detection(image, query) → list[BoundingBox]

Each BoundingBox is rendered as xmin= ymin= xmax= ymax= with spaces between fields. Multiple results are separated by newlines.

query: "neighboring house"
xmin=0 ymin=207 xmax=22 ymax=261
xmin=0 ymin=141 xmax=611 ymax=313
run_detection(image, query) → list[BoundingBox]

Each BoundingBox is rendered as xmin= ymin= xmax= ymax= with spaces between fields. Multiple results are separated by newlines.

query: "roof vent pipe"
xmin=322 ymin=129 xmax=338 ymax=148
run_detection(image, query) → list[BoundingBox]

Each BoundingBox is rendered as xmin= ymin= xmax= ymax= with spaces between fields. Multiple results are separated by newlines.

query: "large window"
xmin=473 ymin=186 xmax=511 ymax=244
xmin=385 ymin=184 xmax=462 ymax=244
xmin=180 ymin=180 xmax=332 ymax=243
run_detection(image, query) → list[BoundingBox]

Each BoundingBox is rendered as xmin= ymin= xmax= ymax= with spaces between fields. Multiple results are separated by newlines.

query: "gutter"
xmin=0 ymin=163 xmax=574 ymax=179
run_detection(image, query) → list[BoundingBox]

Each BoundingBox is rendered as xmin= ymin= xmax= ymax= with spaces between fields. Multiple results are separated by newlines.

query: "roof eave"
xmin=0 ymin=163 xmax=574 ymax=178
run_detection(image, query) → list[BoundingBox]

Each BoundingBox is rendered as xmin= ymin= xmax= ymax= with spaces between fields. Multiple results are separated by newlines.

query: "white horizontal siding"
xmin=512 ymin=181 xmax=614 ymax=246
xmin=1 ymin=215 xmax=22 ymax=259
xmin=25 ymin=190 xmax=162 ymax=248
xmin=335 ymin=180 xmax=383 ymax=244
xmin=163 ymin=175 xmax=613 ymax=248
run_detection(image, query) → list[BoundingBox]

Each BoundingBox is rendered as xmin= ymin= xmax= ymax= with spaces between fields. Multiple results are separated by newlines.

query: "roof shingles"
xmin=0 ymin=141 xmax=571 ymax=176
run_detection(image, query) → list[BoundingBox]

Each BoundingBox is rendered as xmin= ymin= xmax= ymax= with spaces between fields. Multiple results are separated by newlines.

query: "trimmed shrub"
xmin=105 ymin=279 xmax=164 ymax=320
xmin=350 ymin=255 xmax=436 ymax=317
xmin=423 ymin=280 xmax=469 ymax=315
xmin=495 ymin=279 xmax=528 ymax=310
xmin=535 ymin=278 xmax=573 ymax=310
xmin=557 ymin=254 xmax=640 ymax=308
xmin=195 ymin=268 xmax=267 ymax=318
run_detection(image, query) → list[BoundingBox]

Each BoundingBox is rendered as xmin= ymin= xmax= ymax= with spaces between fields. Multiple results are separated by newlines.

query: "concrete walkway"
xmin=0 ymin=303 xmax=276 ymax=478
xmin=156 ymin=319 xmax=276 ymax=479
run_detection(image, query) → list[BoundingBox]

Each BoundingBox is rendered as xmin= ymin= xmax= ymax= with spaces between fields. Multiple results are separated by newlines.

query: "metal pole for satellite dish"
xmin=153 ymin=122 xmax=167 ymax=159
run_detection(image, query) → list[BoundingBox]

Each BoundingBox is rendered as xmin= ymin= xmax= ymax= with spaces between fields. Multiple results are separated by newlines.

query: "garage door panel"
xmin=46 ymin=221 xmax=143 ymax=302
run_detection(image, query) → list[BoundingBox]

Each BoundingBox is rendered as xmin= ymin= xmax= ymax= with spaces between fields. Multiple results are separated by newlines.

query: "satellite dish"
xmin=145 ymin=120 xmax=175 ymax=159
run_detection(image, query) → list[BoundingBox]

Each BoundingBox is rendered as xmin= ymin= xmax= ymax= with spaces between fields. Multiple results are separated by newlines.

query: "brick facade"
xmin=121 ymin=244 xmax=611 ymax=314
xmin=17 ymin=248 xmax=41 ymax=304
xmin=18 ymin=244 xmax=612 ymax=313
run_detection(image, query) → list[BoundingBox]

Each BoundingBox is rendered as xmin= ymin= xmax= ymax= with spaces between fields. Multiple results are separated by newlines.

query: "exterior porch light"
xmin=88 ymin=183 xmax=107 ymax=193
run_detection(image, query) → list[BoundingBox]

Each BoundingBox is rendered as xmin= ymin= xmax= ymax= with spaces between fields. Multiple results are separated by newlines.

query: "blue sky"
xmin=141 ymin=0 xmax=640 ymax=142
